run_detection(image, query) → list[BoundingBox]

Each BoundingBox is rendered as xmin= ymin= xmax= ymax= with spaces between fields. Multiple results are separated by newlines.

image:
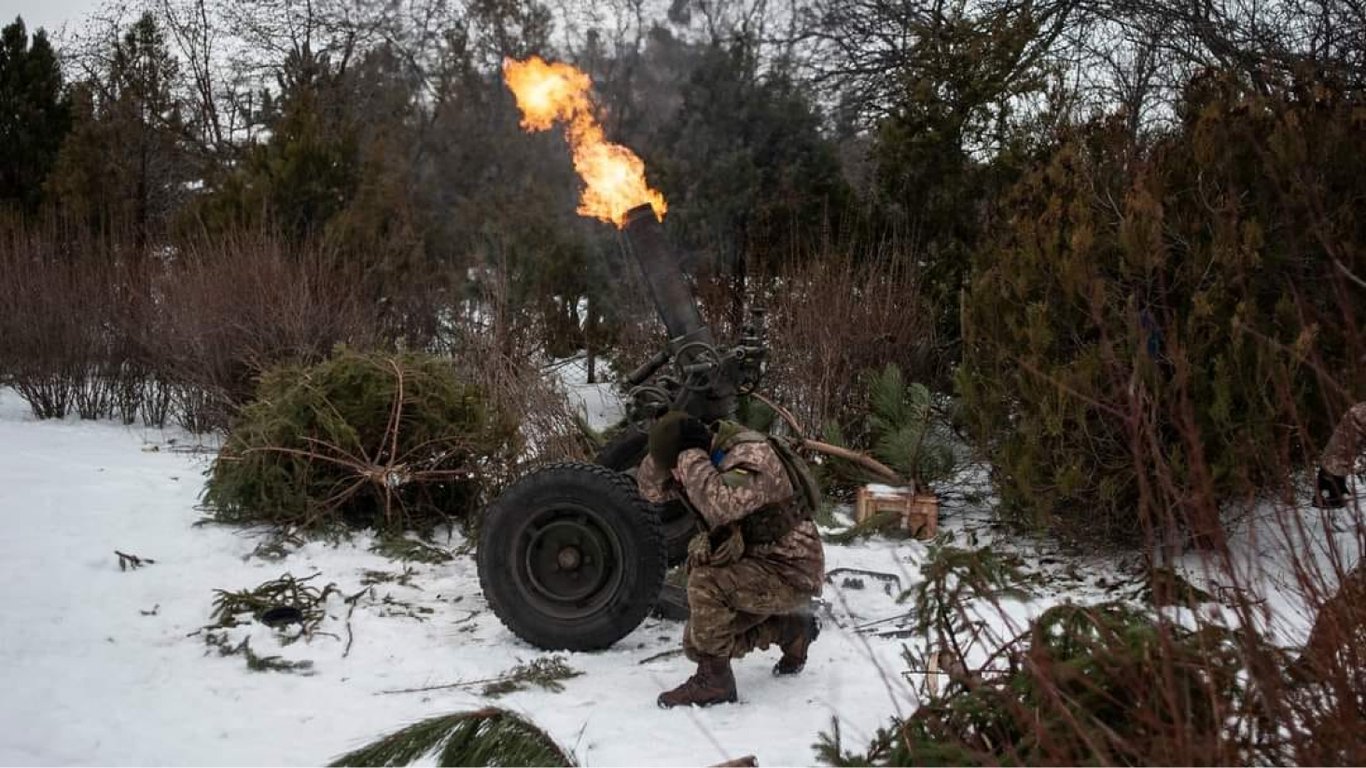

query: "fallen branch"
xmin=748 ymin=392 xmax=907 ymax=485
xmin=378 ymin=680 xmax=479 ymax=695
xmin=637 ymin=648 xmax=686 ymax=665
xmin=749 ymin=392 xmax=806 ymax=436
xmin=115 ymin=550 xmax=155 ymax=570
xmin=803 ymin=440 xmax=905 ymax=484
xmin=342 ymin=586 xmax=372 ymax=658
xmin=377 ymin=657 xmax=580 ymax=696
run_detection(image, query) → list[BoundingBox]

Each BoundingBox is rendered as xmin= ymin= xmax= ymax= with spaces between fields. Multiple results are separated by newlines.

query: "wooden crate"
xmin=854 ymin=485 xmax=939 ymax=540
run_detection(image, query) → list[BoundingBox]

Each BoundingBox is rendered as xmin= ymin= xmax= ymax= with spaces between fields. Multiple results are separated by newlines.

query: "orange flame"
xmin=503 ymin=56 xmax=667 ymax=228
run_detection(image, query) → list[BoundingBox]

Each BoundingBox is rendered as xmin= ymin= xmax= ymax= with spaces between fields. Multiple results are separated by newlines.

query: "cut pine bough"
xmin=329 ymin=707 xmax=575 ymax=767
xmin=329 ymin=705 xmax=761 ymax=768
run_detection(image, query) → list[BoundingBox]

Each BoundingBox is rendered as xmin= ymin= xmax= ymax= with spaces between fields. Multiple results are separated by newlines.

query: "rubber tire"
xmin=477 ymin=462 xmax=667 ymax=651
xmin=651 ymin=582 xmax=691 ymax=622
xmin=595 ymin=427 xmax=694 ymax=567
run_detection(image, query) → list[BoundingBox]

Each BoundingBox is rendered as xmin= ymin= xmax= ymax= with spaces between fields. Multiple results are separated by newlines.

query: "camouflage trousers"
xmin=1322 ymin=402 xmax=1366 ymax=477
xmin=682 ymin=557 xmax=815 ymax=660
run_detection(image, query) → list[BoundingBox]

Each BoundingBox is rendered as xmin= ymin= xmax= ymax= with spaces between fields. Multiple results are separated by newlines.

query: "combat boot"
xmin=773 ymin=613 xmax=820 ymax=676
xmin=657 ymin=655 xmax=737 ymax=708
xmin=1314 ymin=467 xmax=1349 ymax=509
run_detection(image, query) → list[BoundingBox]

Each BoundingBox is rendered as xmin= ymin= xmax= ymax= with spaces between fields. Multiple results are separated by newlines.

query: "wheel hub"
xmin=556 ymin=546 xmax=582 ymax=570
xmin=515 ymin=508 xmax=625 ymax=619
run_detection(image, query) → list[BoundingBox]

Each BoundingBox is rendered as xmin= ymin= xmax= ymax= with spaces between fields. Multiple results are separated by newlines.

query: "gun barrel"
xmin=618 ymin=203 xmax=736 ymax=422
xmin=620 ymin=204 xmax=712 ymax=344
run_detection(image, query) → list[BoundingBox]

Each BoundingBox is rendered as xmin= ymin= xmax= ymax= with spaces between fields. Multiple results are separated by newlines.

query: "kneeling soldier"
xmin=637 ymin=411 xmax=825 ymax=708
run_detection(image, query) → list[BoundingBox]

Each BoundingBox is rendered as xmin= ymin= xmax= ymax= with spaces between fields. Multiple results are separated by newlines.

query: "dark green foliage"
xmin=186 ymin=47 xmax=359 ymax=240
xmin=864 ymin=4 xmax=1052 ymax=354
xmin=815 ymin=365 xmax=957 ymax=498
xmin=368 ymin=534 xmax=457 ymax=564
xmin=203 ymin=348 xmax=518 ymax=534
xmin=46 ymin=12 xmax=187 ymax=242
xmin=208 ymin=572 xmax=339 ymax=641
xmin=649 ymin=36 xmax=850 ymax=269
xmin=330 ymin=707 xmax=575 ymax=767
xmin=480 ymin=656 xmax=582 ymax=697
xmin=822 ymin=509 xmax=905 ymax=544
xmin=0 ymin=17 xmax=70 ymax=215
xmin=735 ymin=395 xmax=777 ymax=434
xmin=908 ymin=544 xmax=1035 ymax=630
xmin=203 ymin=631 xmax=317 ymax=674
xmin=818 ymin=603 xmax=1253 ymax=766
xmin=866 ymin=365 xmax=956 ymax=489
xmin=960 ymin=73 xmax=1366 ymax=543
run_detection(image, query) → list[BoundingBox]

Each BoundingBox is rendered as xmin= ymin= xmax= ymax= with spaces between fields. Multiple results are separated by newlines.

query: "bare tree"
xmin=791 ymin=0 xmax=1087 ymax=129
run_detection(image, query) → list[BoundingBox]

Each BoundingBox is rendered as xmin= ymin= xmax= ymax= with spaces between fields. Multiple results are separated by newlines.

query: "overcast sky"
xmin=8 ymin=0 xmax=106 ymax=41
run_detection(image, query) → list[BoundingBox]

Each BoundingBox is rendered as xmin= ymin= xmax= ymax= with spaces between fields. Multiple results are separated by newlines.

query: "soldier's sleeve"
xmin=674 ymin=441 xmax=793 ymax=529
xmin=636 ymin=453 xmax=676 ymax=504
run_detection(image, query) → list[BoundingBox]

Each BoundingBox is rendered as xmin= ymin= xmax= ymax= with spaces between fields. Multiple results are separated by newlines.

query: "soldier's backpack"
xmin=767 ymin=435 xmax=822 ymax=518
xmin=714 ymin=421 xmax=822 ymax=518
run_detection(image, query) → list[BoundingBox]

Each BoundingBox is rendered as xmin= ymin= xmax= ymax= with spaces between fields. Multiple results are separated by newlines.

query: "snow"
xmin=1170 ymin=499 xmax=1364 ymax=648
xmin=862 ymin=483 xmax=913 ymax=498
xmin=558 ymin=357 xmax=626 ymax=432
xmin=0 ymin=383 xmax=1353 ymax=766
xmin=0 ymin=388 xmax=920 ymax=766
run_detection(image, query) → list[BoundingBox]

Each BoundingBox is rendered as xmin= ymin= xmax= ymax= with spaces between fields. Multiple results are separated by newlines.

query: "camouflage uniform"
xmin=638 ymin=430 xmax=825 ymax=661
xmin=1321 ymin=402 xmax=1366 ymax=478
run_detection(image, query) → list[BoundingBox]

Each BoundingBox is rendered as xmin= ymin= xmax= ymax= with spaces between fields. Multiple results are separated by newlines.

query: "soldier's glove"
xmin=648 ymin=411 xmax=711 ymax=470
xmin=710 ymin=525 xmax=745 ymax=567
xmin=686 ymin=530 xmax=712 ymax=569
xmin=678 ymin=416 xmax=711 ymax=454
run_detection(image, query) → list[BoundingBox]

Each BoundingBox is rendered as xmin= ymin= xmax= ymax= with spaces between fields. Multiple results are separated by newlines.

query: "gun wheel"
xmin=477 ymin=462 xmax=666 ymax=651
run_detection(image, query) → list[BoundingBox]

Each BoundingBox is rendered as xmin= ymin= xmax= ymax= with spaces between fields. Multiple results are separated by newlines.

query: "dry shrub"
xmin=0 ymin=222 xmax=149 ymax=422
xmin=579 ymin=244 xmax=939 ymax=457
xmin=0 ymin=222 xmax=387 ymax=431
xmin=758 ymin=252 xmax=939 ymax=438
xmin=438 ymin=266 xmax=595 ymax=475
xmin=583 ymin=253 xmax=669 ymax=388
xmin=143 ymin=231 xmax=379 ymax=431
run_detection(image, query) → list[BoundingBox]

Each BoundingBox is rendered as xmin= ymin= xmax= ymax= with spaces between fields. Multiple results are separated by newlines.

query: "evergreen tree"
xmin=0 ymin=17 xmax=71 ymax=216
xmin=960 ymin=71 xmax=1366 ymax=546
xmin=184 ymin=45 xmax=359 ymax=240
xmin=868 ymin=6 xmax=1051 ymax=358
xmin=651 ymin=36 xmax=850 ymax=272
xmin=47 ymin=12 xmax=187 ymax=242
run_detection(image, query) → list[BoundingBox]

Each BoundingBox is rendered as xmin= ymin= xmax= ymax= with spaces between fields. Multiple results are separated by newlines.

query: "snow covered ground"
xmin=0 ymin=388 xmax=926 ymax=766
xmin=0 ymin=383 xmax=1356 ymax=766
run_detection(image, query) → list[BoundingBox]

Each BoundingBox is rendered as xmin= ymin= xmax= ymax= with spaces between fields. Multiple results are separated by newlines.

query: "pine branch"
xmin=329 ymin=708 xmax=574 ymax=767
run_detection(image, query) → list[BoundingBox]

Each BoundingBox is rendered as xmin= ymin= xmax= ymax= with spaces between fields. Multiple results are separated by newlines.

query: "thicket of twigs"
xmin=0 ymin=221 xmax=594 ymax=467
xmin=822 ymin=507 xmax=1366 ymax=767
xmin=0 ymin=223 xmax=378 ymax=431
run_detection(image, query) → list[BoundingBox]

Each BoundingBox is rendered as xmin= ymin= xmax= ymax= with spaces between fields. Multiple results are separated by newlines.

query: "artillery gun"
xmin=476 ymin=203 xmax=767 ymax=650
